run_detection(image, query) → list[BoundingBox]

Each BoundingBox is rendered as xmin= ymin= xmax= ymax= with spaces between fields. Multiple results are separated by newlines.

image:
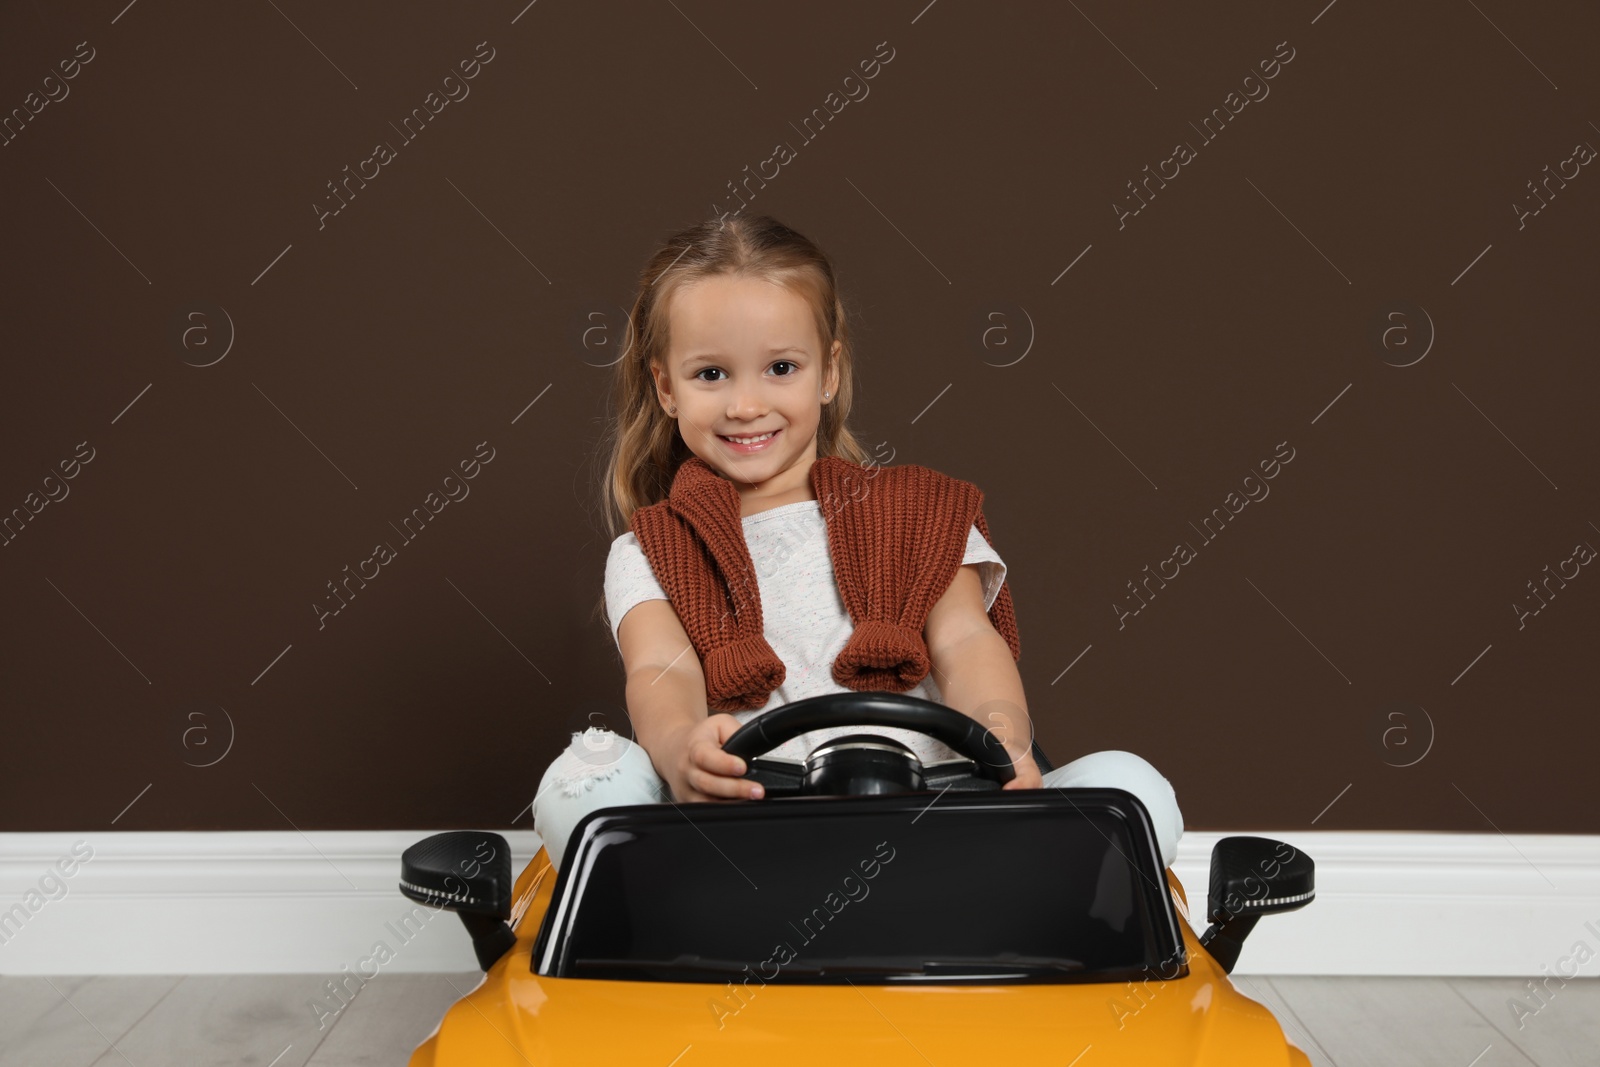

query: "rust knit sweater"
xmin=629 ymin=453 xmax=1021 ymax=712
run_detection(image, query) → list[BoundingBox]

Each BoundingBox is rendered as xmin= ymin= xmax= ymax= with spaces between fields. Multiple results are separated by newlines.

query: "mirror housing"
xmin=1199 ymin=836 xmax=1315 ymax=974
xmin=399 ymin=831 xmax=516 ymax=971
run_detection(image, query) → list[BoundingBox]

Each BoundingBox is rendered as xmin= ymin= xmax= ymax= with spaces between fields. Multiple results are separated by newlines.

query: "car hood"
xmin=420 ymin=946 xmax=1308 ymax=1066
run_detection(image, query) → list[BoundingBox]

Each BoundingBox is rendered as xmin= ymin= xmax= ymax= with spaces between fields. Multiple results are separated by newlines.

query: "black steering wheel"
xmin=721 ymin=691 xmax=1018 ymax=798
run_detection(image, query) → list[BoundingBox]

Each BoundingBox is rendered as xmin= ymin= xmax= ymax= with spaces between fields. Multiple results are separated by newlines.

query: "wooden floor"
xmin=0 ymin=973 xmax=1594 ymax=1065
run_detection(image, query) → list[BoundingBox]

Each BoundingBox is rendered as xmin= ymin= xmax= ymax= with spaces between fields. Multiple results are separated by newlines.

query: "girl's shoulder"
xmin=815 ymin=455 xmax=985 ymax=506
xmin=820 ymin=453 xmax=979 ymax=483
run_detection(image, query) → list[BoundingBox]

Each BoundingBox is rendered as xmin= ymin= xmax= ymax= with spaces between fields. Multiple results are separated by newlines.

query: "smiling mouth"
xmin=720 ymin=428 xmax=780 ymax=451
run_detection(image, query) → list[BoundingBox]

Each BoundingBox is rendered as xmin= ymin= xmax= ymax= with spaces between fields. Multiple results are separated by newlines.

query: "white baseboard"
xmin=1 ymin=829 xmax=1596 ymax=977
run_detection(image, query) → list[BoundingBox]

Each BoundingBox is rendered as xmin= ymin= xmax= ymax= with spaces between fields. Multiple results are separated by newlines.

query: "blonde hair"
xmin=589 ymin=215 xmax=873 ymax=628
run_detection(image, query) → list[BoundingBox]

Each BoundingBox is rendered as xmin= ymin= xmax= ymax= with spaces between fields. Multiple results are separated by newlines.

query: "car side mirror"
xmin=399 ymin=831 xmax=517 ymax=971
xmin=1199 ymin=836 xmax=1315 ymax=974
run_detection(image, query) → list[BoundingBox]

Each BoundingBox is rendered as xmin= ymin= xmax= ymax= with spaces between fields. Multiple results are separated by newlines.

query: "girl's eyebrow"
xmin=682 ymin=346 xmax=809 ymax=367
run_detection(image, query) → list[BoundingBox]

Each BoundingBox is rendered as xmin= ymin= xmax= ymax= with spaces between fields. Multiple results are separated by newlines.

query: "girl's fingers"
xmin=678 ymin=720 xmax=758 ymax=800
xmin=691 ymin=739 xmax=747 ymax=778
xmin=687 ymin=764 xmax=748 ymax=800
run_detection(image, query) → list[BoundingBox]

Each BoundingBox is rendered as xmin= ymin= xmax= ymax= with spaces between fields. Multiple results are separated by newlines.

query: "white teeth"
xmin=724 ymin=432 xmax=774 ymax=444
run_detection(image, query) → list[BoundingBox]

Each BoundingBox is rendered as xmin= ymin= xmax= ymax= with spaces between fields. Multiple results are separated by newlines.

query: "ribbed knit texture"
xmin=629 ymin=454 xmax=1021 ymax=712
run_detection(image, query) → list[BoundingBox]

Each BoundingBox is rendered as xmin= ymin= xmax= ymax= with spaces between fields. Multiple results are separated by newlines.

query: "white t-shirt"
xmin=604 ymin=498 xmax=1008 ymax=765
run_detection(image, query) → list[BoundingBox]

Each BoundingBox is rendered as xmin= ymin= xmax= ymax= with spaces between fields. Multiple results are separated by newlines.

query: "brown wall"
xmin=2 ymin=1 xmax=1594 ymax=835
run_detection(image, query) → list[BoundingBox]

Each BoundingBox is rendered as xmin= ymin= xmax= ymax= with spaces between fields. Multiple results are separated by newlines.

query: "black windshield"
xmin=532 ymin=789 xmax=1187 ymax=985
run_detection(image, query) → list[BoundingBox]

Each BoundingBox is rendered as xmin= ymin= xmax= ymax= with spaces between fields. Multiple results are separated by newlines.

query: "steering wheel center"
xmin=802 ymin=733 xmax=926 ymax=796
xmin=721 ymin=691 xmax=1018 ymax=799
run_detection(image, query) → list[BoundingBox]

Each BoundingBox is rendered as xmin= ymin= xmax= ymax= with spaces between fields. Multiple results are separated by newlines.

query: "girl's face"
xmin=655 ymin=274 xmax=841 ymax=502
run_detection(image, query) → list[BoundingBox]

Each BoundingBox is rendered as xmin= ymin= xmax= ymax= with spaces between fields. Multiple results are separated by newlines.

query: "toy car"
xmin=399 ymin=691 xmax=1317 ymax=1065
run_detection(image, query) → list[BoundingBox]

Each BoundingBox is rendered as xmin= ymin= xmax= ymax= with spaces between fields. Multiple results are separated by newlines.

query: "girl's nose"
xmin=728 ymin=391 xmax=767 ymax=418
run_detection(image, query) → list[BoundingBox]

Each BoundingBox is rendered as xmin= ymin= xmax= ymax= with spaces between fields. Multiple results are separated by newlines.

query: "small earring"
xmin=823 ymin=391 xmax=830 ymax=399
xmin=668 ymin=405 xmax=677 ymax=416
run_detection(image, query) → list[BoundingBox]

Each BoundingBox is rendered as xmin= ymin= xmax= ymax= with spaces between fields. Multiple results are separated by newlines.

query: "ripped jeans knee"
xmin=532 ymin=727 xmax=670 ymax=872
xmin=1041 ymin=749 xmax=1185 ymax=870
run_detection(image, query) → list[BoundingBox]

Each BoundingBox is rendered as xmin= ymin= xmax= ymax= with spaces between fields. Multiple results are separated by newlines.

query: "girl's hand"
xmin=1001 ymin=749 xmax=1044 ymax=791
xmin=661 ymin=713 xmax=765 ymax=803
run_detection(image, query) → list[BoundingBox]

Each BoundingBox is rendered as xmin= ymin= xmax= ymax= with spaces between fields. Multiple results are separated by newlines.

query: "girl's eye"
xmin=694 ymin=361 xmax=798 ymax=382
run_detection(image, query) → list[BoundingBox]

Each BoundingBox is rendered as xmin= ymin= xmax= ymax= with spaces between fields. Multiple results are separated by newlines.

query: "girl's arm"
xmin=924 ymin=564 xmax=1043 ymax=789
xmin=617 ymin=598 xmax=764 ymax=801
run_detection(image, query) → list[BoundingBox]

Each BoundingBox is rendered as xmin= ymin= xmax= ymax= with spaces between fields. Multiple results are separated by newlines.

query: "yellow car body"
xmin=407 ymin=844 xmax=1312 ymax=1066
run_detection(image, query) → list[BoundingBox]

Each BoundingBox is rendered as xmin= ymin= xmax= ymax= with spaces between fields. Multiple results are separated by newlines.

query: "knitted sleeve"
xmin=629 ymin=485 xmax=786 ymax=712
xmin=815 ymin=462 xmax=1013 ymax=692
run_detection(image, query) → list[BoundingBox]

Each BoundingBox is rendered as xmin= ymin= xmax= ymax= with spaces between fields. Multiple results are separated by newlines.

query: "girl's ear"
xmin=650 ymin=361 xmax=673 ymax=412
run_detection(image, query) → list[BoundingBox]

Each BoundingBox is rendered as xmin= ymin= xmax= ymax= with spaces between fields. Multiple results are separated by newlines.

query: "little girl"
xmin=533 ymin=215 xmax=1183 ymax=874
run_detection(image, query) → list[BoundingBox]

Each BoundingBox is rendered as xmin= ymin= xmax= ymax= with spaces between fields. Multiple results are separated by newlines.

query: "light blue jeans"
xmin=532 ymin=727 xmax=1185 ymax=874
